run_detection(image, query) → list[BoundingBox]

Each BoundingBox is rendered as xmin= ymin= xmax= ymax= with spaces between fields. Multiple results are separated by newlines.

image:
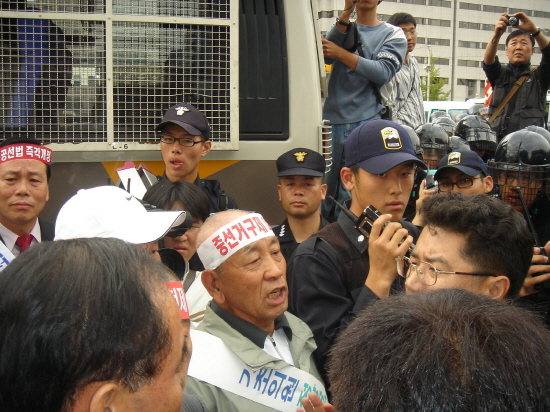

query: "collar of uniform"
xmin=274 ymin=218 xmax=294 ymax=243
xmin=210 ymin=301 xmax=292 ymax=348
xmin=276 ymin=216 xmax=330 ymax=241
xmin=337 ymin=200 xmax=369 ymax=254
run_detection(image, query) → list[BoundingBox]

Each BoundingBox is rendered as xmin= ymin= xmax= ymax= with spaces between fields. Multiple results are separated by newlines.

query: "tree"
xmin=421 ymin=57 xmax=451 ymax=101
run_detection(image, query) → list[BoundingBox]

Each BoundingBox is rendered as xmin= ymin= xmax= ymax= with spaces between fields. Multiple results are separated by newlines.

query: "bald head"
xmin=196 ymin=210 xmax=275 ymax=271
xmin=196 ymin=210 xmax=250 ymax=248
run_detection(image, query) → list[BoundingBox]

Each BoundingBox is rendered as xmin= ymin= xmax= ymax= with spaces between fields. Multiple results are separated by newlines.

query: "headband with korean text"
xmin=166 ymin=281 xmax=190 ymax=320
xmin=197 ymin=213 xmax=274 ymax=270
xmin=0 ymin=144 xmax=52 ymax=165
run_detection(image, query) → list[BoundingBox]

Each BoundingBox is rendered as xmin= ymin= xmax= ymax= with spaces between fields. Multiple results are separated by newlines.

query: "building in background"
xmin=316 ymin=0 xmax=550 ymax=101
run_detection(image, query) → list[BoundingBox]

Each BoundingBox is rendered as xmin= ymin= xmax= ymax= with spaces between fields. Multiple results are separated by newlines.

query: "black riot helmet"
xmin=449 ymin=136 xmax=471 ymax=151
xmin=430 ymin=110 xmax=451 ymax=122
xmin=433 ymin=116 xmax=457 ymax=136
xmin=524 ymin=125 xmax=550 ymax=144
xmin=454 ymin=112 xmax=468 ymax=123
xmin=487 ymin=130 xmax=550 ymax=212
xmin=400 ymin=124 xmax=423 ymax=157
xmin=468 ymin=103 xmax=485 ymax=115
xmin=454 ymin=115 xmax=497 ymax=155
xmin=415 ymin=123 xmax=450 ymax=169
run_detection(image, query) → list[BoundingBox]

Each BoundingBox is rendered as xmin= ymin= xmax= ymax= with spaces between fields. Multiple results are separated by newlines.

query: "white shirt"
xmin=263 ymin=328 xmax=294 ymax=365
xmin=182 ymin=269 xmax=212 ymax=328
xmin=0 ymin=220 xmax=41 ymax=256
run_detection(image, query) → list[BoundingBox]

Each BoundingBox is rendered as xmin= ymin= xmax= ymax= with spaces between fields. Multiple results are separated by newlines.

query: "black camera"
xmin=506 ymin=15 xmax=519 ymax=26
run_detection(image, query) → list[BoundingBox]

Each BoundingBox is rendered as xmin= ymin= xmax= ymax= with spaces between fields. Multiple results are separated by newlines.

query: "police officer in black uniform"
xmin=272 ymin=148 xmax=329 ymax=264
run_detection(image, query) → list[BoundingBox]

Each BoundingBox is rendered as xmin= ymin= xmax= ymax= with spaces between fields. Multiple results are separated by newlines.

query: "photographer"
xmin=483 ymin=12 xmax=550 ymax=140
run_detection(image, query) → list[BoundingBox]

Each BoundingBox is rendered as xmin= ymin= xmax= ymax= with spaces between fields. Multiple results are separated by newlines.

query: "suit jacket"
xmin=0 ymin=218 xmax=55 ymax=246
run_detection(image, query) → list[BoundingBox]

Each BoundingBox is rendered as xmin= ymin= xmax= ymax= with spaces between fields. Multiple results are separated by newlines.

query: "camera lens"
xmin=508 ymin=16 xmax=518 ymax=26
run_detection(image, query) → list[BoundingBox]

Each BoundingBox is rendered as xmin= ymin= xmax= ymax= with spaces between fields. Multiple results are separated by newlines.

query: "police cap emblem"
xmin=293 ymin=152 xmax=308 ymax=162
xmin=381 ymin=127 xmax=402 ymax=150
xmin=448 ymin=152 xmax=461 ymax=165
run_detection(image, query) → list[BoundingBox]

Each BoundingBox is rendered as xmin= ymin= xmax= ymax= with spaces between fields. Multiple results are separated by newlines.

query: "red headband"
xmin=0 ymin=144 xmax=52 ymax=165
xmin=166 ymin=281 xmax=190 ymax=320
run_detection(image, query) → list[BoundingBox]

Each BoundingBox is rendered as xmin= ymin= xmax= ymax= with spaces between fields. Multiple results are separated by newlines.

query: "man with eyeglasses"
xmin=413 ymin=150 xmax=493 ymax=227
xmin=434 ymin=150 xmax=494 ymax=196
xmin=157 ymin=103 xmax=238 ymax=213
xmin=401 ymin=192 xmax=532 ymax=299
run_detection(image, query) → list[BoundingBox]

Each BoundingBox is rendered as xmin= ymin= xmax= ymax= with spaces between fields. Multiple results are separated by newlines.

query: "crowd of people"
xmin=1 ymin=1 xmax=550 ymax=411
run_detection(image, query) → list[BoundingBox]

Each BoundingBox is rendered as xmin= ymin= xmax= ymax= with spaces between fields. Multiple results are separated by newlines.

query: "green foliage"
xmin=420 ymin=57 xmax=451 ymax=101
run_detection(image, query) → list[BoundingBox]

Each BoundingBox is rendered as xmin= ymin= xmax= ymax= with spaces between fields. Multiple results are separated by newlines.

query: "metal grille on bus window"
xmin=1 ymin=16 xmax=107 ymax=144
xmin=1 ymin=4 xmax=232 ymax=146
xmin=113 ymin=0 xmax=230 ymax=19
xmin=113 ymin=22 xmax=230 ymax=144
xmin=5 ymin=1 xmax=106 ymax=14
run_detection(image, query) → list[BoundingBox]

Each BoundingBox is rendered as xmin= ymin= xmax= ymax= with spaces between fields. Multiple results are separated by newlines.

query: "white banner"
xmin=0 ymin=241 xmax=14 ymax=271
xmin=188 ymin=329 xmax=327 ymax=411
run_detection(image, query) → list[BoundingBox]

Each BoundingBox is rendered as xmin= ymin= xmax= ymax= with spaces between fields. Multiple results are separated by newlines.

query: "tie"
xmin=15 ymin=235 xmax=34 ymax=253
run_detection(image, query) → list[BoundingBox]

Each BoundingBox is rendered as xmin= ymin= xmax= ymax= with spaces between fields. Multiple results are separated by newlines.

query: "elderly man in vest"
xmin=184 ymin=210 xmax=326 ymax=412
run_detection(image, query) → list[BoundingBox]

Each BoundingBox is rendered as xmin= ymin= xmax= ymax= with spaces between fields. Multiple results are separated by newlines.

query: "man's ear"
xmin=277 ymin=185 xmax=282 ymax=202
xmin=71 ymin=381 xmax=119 ymax=412
xmin=320 ymin=183 xmax=328 ymax=200
xmin=341 ymin=167 xmax=355 ymax=191
xmin=484 ymin=275 xmax=510 ymax=300
xmin=201 ymin=140 xmax=212 ymax=157
xmin=483 ymin=175 xmax=494 ymax=193
xmin=201 ymin=269 xmax=225 ymax=304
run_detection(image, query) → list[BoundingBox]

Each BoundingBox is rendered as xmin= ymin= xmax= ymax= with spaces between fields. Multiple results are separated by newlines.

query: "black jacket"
xmin=158 ymin=174 xmax=238 ymax=214
xmin=483 ymin=45 xmax=550 ymax=140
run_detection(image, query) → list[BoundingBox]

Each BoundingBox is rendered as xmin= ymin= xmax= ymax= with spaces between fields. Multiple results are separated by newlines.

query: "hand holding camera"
xmin=506 ymin=15 xmax=519 ymax=27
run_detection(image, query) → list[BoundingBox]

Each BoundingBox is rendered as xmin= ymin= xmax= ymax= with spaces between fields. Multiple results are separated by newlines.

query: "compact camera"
xmin=506 ymin=15 xmax=519 ymax=26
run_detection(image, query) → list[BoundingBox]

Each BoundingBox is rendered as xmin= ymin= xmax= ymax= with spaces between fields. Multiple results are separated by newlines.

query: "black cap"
xmin=435 ymin=150 xmax=488 ymax=180
xmin=156 ymin=103 xmax=211 ymax=140
xmin=345 ymin=120 xmax=427 ymax=174
xmin=276 ymin=148 xmax=325 ymax=177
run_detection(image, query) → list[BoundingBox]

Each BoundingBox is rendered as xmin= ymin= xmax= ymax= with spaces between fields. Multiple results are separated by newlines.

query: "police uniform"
xmin=274 ymin=147 xmax=328 ymax=263
xmin=272 ymin=216 xmax=329 ymax=264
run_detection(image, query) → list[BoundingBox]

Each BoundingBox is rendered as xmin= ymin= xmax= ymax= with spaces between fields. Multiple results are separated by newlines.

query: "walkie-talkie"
xmin=329 ymin=196 xmax=415 ymax=254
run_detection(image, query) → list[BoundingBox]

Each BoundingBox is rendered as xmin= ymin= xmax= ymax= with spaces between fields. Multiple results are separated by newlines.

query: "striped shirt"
xmin=382 ymin=55 xmax=425 ymax=129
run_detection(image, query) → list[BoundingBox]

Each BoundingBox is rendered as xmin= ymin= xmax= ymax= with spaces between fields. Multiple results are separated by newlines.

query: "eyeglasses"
xmin=497 ymin=172 xmax=544 ymax=189
xmin=403 ymin=30 xmax=417 ymax=37
xmin=160 ymin=135 xmax=206 ymax=147
xmin=395 ymin=255 xmax=497 ymax=286
xmin=438 ymin=177 xmax=480 ymax=192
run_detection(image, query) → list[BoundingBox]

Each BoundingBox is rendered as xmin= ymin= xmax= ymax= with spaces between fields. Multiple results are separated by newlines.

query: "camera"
xmin=506 ymin=15 xmax=519 ymax=26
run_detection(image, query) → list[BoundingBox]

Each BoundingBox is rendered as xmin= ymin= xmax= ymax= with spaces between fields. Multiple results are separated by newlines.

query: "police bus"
xmin=0 ymin=0 xmax=328 ymax=223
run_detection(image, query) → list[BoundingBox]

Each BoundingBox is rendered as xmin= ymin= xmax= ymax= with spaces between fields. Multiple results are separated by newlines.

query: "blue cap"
xmin=434 ymin=150 xmax=488 ymax=179
xmin=344 ymin=119 xmax=427 ymax=174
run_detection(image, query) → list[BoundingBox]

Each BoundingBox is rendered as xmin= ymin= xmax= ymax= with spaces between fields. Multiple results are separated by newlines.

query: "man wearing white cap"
xmin=55 ymin=185 xmax=189 ymax=263
xmin=0 ymin=137 xmax=53 ymax=260
xmin=184 ymin=210 xmax=326 ymax=412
